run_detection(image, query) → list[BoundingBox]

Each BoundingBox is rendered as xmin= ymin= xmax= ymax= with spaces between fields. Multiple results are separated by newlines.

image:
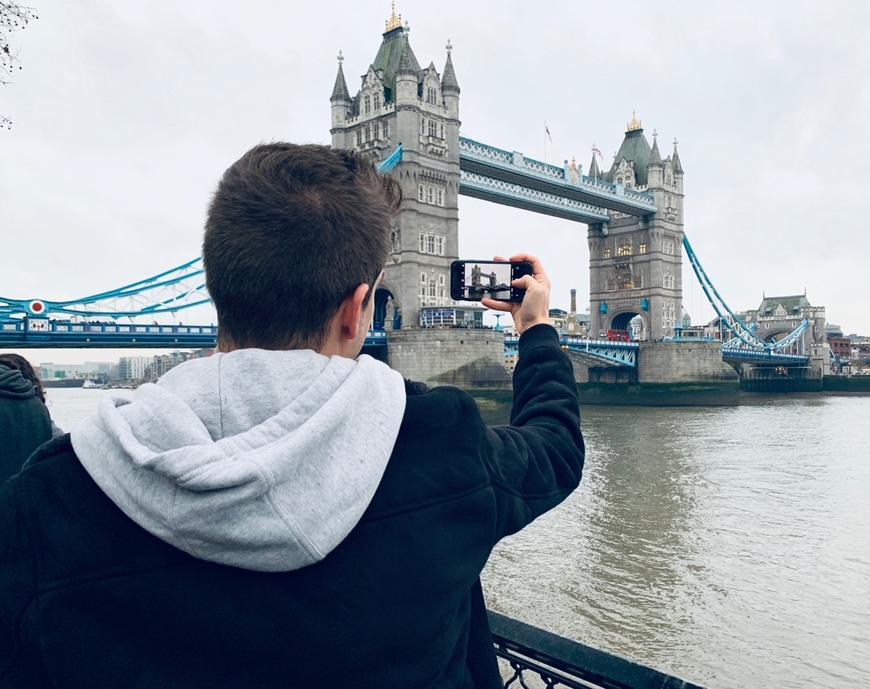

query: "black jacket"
xmin=0 ymin=324 xmax=584 ymax=688
xmin=0 ymin=365 xmax=52 ymax=485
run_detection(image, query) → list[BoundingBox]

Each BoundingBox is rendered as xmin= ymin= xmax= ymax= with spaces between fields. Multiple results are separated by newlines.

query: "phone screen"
xmin=449 ymin=260 xmax=533 ymax=303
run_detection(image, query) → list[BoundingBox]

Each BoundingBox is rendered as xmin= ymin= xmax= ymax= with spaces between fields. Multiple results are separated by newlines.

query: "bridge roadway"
xmin=458 ymin=137 xmax=658 ymax=223
xmin=3 ymin=318 xmax=642 ymax=367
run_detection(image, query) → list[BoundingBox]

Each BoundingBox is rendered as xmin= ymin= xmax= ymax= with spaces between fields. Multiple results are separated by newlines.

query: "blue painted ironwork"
xmin=378 ymin=143 xmax=403 ymax=173
xmin=683 ymin=235 xmax=809 ymax=360
xmin=0 ymin=318 xmax=218 ymax=348
xmin=461 ymin=170 xmax=612 ymax=224
xmin=720 ymin=347 xmax=809 ymax=365
xmin=505 ymin=335 xmax=638 ymax=367
xmin=0 ymin=258 xmax=210 ymax=321
xmin=0 ymin=316 xmax=388 ymax=349
xmin=722 ymin=322 xmax=756 ymax=349
xmin=459 ymin=136 xmax=658 ymax=217
xmin=489 ymin=610 xmax=706 ymax=689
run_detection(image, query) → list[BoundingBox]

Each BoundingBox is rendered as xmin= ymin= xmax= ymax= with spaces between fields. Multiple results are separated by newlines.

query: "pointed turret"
xmin=442 ymin=43 xmax=460 ymax=94
xmin=646 ymin=130 xmax=664 ymax=188
xmin=397 ymin=36 xmax=417 ymax=77
xmin=441 ymin=39 xmax=460 ymax=120
xmin=394 ymin=35 xmax=418 ymax=106
xmin=330 ymin=51 xmax=352 ymax=130
xmin=589 ymin=153 xmax=600 ymax=179
xmin=649 ymin=131 xmax=663 ymax=166
xmin=330 ymin=52 xmax=351 ymax=103
xmin=671 ymin=139 xmax=683 ymax=173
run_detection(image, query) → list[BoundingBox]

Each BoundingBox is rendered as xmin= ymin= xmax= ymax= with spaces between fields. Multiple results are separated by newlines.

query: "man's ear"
xmin=338 ymin=283 xmax=371 ymax=341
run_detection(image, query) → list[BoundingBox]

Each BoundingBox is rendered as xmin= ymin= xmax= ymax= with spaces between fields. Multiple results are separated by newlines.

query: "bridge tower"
xmin=587 ymin=115 xmax=684 ymax=341
xmin=329 ymin=6 xmax=460 ymax=330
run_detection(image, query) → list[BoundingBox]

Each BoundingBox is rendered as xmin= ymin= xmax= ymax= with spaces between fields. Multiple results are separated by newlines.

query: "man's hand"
xmin=481 ymin=253 xmax=551 ymax=335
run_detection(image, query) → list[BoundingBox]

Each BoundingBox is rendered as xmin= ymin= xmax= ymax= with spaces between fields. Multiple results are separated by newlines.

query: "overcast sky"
xmin=2 ymin=0 xmax=869 ymax=365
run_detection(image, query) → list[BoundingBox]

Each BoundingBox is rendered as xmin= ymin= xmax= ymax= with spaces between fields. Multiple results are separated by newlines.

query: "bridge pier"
xmin=637 ymin=341 xmax=738 ymax=384
xmin=386 ymin=328 xmax=510 ymax=389
xmin=739 ymin=365 xmax=823 ymax=393
xmin=569 ymin=340 xmax=739 ymax=406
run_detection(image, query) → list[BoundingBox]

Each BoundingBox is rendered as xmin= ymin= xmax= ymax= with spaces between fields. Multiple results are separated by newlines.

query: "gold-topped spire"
xmin=385 ymin=1 xmax=402 ymax=32
xmin=626 ymin=110 xmax=642 ymax=132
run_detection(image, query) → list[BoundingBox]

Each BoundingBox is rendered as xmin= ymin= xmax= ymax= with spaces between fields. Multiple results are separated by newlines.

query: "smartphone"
xmin=450 ymin=260 xmax=533 ymax=303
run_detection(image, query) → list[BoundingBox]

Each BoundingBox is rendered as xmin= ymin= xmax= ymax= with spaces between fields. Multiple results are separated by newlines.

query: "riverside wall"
xmin=380 ymin=333 xmax=870 ymax=405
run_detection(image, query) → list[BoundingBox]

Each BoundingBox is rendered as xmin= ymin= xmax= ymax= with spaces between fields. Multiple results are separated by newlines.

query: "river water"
xmin=45 ymin=388 xmax=870 ymax=688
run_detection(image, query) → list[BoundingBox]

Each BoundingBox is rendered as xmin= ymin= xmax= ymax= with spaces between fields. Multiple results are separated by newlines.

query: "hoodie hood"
xmin=0 ymin=364 xmax=39 ymax=399
xmin=72 ymin=349 xmax=406 ymax=572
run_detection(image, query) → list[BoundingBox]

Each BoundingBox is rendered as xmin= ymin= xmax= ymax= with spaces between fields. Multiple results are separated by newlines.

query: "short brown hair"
xmin=203 ymin=143 xmax=401 ymax=351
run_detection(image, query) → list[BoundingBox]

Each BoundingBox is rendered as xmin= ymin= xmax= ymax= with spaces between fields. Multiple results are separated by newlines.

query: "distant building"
xmin=549 ymin=289 xmax=590 ymax=336
xmin=742 ymin=293 xmax=827 ymax=357
xmin=150 ymin=351 xmax=190 ymax=381
xmin=828 ymin=336 xmax=851 ymax=361
xmin=39 ymin=361 xmax=114 ymax=380
xmin=118 ymin=356 xmax=150 ymax=382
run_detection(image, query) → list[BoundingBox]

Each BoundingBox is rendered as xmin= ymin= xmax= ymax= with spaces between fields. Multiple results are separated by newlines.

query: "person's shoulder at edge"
xmin=13 ymin=432 xmax=75 ymax=477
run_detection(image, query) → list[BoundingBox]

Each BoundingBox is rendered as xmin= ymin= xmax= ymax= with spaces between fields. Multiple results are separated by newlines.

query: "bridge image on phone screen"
xmin=450 ymin=260 xmax=532 ymax=303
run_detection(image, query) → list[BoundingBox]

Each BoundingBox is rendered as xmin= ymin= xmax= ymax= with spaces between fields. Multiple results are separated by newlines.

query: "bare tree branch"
xmin=1 ymin=1 xmax=39 ymax=128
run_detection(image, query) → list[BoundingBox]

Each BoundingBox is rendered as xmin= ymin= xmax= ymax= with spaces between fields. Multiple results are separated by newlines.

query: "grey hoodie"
xmin=72 ymin=349 xmax=406 ymax=572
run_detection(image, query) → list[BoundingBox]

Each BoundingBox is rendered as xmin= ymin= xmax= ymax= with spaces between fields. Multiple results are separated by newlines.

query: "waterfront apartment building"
xmin=117 ymin=356 xmax=150 ymax=382
xmin=150 ymin=351 xmax=190 ymax=381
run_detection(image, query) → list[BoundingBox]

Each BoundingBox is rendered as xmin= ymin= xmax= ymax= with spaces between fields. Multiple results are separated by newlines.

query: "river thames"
xmin=45 ymin=388 xmax=869 ymax=688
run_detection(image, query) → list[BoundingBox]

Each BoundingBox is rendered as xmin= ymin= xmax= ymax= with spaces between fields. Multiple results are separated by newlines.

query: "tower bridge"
xmin=0 ymin=8 xmax=827 ymax=395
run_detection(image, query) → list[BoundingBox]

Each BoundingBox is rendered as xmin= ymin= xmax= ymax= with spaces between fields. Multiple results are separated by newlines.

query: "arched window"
xmin=364 ymin=96 xmax=371 ymax=114
xmin=373 ymin=93 xmax=380 ymax=110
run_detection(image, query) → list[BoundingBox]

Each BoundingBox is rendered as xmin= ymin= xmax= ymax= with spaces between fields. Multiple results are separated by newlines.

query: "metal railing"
xmin=490 ymin=611 xmax=705 ymax=689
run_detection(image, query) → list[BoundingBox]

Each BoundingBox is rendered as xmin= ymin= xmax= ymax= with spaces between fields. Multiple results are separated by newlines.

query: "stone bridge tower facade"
xmin=329 ymin=7 xmax=460 ymax=330
xmin=587 ymin=115 xmax=685 ymax=341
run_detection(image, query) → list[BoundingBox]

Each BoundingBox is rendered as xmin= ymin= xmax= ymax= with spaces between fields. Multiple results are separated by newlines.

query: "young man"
xmin=0 ymin=143 xmax=584 ymax=688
